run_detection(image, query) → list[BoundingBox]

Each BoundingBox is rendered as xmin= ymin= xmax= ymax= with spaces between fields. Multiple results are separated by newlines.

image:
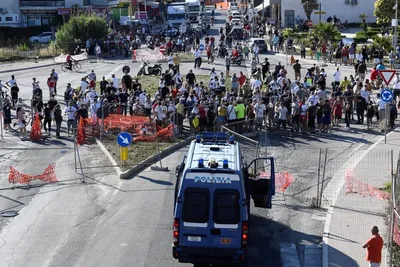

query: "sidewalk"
xmin=322 ymin=128 xmax=400 ymax=266
xmin=0 ymin=59 xmax=58 ymax=74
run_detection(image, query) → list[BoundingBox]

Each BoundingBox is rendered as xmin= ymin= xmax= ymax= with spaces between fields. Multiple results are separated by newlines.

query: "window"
xmin=213 ymin=190 xmax=240 ymax=224
xmin=0 ymin=17 xmax=2 ymax=22
xmin=352 ymin=0 xmax=358 ymax=5
xmin=182 ymin=188 xmax=210 ymax=223
xmin=5 ymin=17 xmax=12 ymax=22
xmin=345 ymin=0 xmax=351 ymax=4
xmin=41 ymin=17 xmax=50 ymax=25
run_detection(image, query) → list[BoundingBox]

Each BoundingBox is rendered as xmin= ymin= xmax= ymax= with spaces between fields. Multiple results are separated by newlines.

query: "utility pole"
xmin=318 ymin=3 xmax=321 ymax=23
xmin=395 ymin=0 xmax=399 ymax=51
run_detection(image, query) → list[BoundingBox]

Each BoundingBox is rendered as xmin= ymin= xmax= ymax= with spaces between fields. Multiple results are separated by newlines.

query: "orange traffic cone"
xmin=29 ymin=113 xmax=42 ymax=141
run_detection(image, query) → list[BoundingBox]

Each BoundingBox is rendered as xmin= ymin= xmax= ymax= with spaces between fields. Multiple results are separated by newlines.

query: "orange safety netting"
xmin=103 ymin=114 xmax=150 ymax=132
xmin=345 ymin=170 xmax=390 ymax=200
xmin=275 ymin=171 xmax=294 ymax=193
xmin=8 ymin=164 xmax=58 ymax=184
xmin=29 ymin=113 xmax=42 ymax=141
xmin=394 ymin=215 xmax=400 ymax=246
xmin=216 ymin=2 xmax=228 ymax=9
xmin=133 ymin=124 xmax=174 ymax=142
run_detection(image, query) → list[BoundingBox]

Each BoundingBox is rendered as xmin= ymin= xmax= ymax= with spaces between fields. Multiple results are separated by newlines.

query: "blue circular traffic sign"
xmin=117 ymin=132 xmax=132 ymax=147
xmin=199 ymin=44 xmax=204 ymax=51
xmin=381 ymin=89 xmax=394 ymax=102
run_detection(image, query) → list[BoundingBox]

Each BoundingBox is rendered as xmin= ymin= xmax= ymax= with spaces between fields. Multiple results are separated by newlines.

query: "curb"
xmin=0 ymin=62 xmax=60 ymax=74
xmin=119 ymin=137 xmax=193 ymax=179
xmin=95 ymin=138 xmax=122 ymax=177
xmin=95 ymin=137 xmax=193 ymax=180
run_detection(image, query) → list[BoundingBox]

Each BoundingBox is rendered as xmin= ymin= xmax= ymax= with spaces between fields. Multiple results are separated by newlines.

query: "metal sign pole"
xmin=385 ymin=102 xmax=388 ymax=144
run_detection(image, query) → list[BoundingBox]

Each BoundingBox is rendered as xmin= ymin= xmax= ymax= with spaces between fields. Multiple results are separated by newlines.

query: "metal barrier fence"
xmin=220 ymin=119 xmax=261 ymax=163
xmin=389 ymin=151 xmax=400 ymax=267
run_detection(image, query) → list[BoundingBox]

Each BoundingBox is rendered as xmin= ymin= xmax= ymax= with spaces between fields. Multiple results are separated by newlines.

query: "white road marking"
xmin=322 ymin=128 xmax=399 ymax=267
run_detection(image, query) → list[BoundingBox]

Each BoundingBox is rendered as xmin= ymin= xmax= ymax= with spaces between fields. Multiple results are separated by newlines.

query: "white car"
xmin=29 ymin=32 xmax=53 ymax=43
xmin=230 ymin=18 xmax=241 ymax=26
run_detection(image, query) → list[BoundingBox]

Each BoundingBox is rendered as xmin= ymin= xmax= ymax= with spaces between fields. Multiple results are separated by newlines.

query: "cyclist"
xmin=66 ymin=52 xmax=75 ymax=70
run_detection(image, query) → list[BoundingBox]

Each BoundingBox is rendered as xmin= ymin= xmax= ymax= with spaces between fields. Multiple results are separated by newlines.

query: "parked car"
xmin=230 ymin=18 xmax=241 ymax=26
xmin=29 ymin=32 xmax=53 ymax=43
xmin=249 ymin=38 xmax=268 ymax=53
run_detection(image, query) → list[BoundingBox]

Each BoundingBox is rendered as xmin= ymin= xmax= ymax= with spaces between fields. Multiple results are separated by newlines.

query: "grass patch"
xmin=101 ymin=138 xmax=180 ymax=171
xmin=82 ymin=74 xmax=231 ymax=98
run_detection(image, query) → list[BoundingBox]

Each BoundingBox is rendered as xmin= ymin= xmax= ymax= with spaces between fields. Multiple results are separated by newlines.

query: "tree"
xmin=55 ymin=15 xmax=109 ymax=52
xmin=359 ymin=14 xmax=368 ymax=32
xmin=374 ymin=0 xmax=396 ymax=24
xmin=373 ymin=35 xmax=394 ymax=51
xmin=309 ymin=22 xmax=341 ymax=43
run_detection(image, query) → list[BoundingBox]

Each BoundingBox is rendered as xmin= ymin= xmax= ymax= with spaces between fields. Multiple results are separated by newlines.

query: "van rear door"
xmin=210 ymin=174 xmax=242 ymax=249
xmin=180 ymin=173 xmax=212 ymax=251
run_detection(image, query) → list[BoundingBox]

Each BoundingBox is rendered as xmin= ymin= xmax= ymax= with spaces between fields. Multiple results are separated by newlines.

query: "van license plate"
xmin=188 ymin=236 xmax=201 ymax=242
xmin=221 ymin=238 xmax=231 ymax=244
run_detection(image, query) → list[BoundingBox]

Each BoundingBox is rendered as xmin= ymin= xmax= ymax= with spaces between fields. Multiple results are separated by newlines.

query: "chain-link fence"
xmin=389 ymin=151 xmax=400 ymax=267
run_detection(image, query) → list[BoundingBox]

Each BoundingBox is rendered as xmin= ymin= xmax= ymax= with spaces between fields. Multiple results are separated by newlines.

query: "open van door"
xmin=245 ymin=157 xmax=275 ymax=208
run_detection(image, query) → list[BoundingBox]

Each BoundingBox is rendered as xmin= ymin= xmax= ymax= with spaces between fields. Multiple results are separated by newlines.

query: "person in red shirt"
xmin=370 ymin=67 xmax=378 ymax=87
xmin=65 ymin=53 xmax=75 ymax=70
xmin=363 ymin=226 xmax=384 ymax=267
xmin=210 ymin=36 xmax=215 ymax=49
xmin=232 ymin=47 xmax=239 ymax=58
xmin=166 ymin=40 xmax=173 ymax=55
xmin=89 ymin=79 xmax=96 ymax=89
xmin=238 ymin=71 xmax=246 ymax=91
xmin=47 ymin=75 xmax=55 ymax=97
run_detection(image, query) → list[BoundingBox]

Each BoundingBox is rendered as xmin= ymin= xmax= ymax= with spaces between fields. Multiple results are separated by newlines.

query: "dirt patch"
xmin=101 ymin=138 xmax=180 ymax=171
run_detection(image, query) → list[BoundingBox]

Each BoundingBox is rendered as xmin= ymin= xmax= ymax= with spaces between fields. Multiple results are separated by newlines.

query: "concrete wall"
xmin=281 ymin=0 xmax=376 ymax=28
xmin=0 ymin=0 xmax=21 ymax=26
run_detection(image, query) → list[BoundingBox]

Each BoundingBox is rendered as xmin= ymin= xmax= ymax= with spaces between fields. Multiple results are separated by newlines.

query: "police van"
xmin=173 ymin=132 xmax=275 ymax=266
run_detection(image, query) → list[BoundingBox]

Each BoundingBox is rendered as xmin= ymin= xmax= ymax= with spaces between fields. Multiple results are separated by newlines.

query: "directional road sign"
xmin=199 ymin=44 xmax=205 ymax=51
xmin=381 ymin=89 xmax=394 ymax=102
xmin=117 ymin=132 xmax=132 ymax=147
xmin=314 ymin=11 xmax=326 ymax=14
xmin=378 ymin=70 xmax=397 ymax=86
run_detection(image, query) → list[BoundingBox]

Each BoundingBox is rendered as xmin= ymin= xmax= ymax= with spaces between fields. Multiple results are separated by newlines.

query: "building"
xmin=0 ymin=0 xmax=119 ymax=27
xmin=255 ymin=0 xmax=376 ymax=28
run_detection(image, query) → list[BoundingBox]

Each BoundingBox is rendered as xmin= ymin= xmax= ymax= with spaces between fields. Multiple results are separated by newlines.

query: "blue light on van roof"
xmin=229 ymin=136 xmax=234 ymax=144
xmin=223 ymin=159 xmax=229 ymax=168
xmin=196 ymin=135 xmax=201 ymax=143
xmin=198 ymin=158 xmax=204 ymax=168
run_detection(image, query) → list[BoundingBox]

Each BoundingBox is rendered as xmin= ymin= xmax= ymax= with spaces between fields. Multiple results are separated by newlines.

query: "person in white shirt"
xmin=356 ymin=52 xmax=363 ymax=62
xmin=208 ymin=79 xmax=216 ymax=91
xmin=253 ymin=45 xmax=260 ymax=63
xmin=87 ymin=88 xmax=98 ymax=103
xmin=90 ymin=97 xmax=101 ymax=121
xmin=393 ymin=73 xmax=400 ymax=96
xmin=194 ymin=50 xmax=201 ymax=69
xmin=63 ymin=103 xmax=77 ymax=137
xmin=377 ymin=93 xmax=386 ymax=122
xmin=87 ymin=70 xmax=96 ymax=81
xmin=227 ymin=102 xmax=237 ymax=122
xmin=292 ymin=81 xmax=300 ymax=96
xmin=252 ymin=78 xmax=262 ymax=92
xmin=333 ymin=67 xmax=341 ymax=87
xmin=80 ymin=78 xmax=88 ymax=92
xmin=360 ymin=86 xmax=370 ymax=103
xmin=95 ymin=44 xmax=101 ymax=60
xmin=254 ymin=99 xmax=266 ymax=130
xmin=276 ymin=102 xmax=288 ymax=129
xmin=168 ymin=102 xmax=177 ymax=123
xmin=174 ymin=72 xmax=183 ymax=86
xmin=308 ymin=92 xmax=319 ymax=106
xmin=139 ymin=90 xmax=147 ymax=105
xmin=111 ymin=74 xmax=118 ymax=89
xmin=210 ymin=68 xmax=217 ymax=80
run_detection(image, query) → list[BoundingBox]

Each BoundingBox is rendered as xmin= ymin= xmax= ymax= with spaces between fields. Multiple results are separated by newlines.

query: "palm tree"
xmin=310 ymin=22 xmax=342 ymax=43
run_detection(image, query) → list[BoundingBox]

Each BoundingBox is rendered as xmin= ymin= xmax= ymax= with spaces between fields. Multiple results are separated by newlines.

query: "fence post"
xmin=316 ymin=148 xmax=322 ymax=208
xmin=319 ymin=148 xmax=328 ymax=208
xmin=389 ymin=155 xmax=395 ymax=267
xmin=74 ymin=129 xmax=77 ymax=172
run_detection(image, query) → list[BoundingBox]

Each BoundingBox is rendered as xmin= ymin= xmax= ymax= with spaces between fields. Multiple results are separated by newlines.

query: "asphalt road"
xmin=0 ymin=8 xmax=393 ymax=267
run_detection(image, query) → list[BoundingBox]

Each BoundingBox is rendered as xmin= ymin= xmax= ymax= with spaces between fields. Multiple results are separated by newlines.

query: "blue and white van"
xmin=173 ymin=132 xmax=275 ymax=266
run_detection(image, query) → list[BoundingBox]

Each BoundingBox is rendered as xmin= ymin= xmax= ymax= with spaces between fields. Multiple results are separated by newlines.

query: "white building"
xmin=255 ymin=0 xmax=376 ymax=28
xmin=0 ymin=0 xmax=119 ymax=27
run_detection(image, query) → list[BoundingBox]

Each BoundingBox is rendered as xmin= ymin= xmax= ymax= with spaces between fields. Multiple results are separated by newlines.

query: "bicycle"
xmin=61 ymin=61 xmax=82 ymax=72
xmin=10 ymin=114 xmax=33 ymax=131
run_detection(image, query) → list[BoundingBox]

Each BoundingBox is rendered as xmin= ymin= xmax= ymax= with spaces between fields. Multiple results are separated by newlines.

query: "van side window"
xmin=183 ymin=188 xmax=210 ymax=223
xmin=213 ymin=190 xmax=240 ymax=224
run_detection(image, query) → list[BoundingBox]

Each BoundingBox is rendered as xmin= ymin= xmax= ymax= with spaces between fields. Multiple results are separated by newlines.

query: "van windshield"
xmin=183 ymin=188 xmax=210 ymax=223
xmin=213 ymin=189 xmax=240 ymax=224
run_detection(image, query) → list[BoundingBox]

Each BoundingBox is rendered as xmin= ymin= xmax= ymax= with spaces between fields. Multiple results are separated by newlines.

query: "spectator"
xmin=362 ymin=226 xmax=383 ymax=267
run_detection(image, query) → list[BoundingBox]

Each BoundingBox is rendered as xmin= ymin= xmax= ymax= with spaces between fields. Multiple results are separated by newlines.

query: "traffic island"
xmin=96 ymin=136 xmax=192 ymax=179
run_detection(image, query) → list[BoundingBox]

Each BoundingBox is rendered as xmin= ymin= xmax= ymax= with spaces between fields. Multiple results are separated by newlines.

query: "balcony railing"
xmin=19 ymin=1 xmax=65 ymax=7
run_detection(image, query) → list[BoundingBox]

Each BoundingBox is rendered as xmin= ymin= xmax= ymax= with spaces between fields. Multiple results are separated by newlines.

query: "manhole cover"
xmin=1 ymin=211 xmax=19 ymax=217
